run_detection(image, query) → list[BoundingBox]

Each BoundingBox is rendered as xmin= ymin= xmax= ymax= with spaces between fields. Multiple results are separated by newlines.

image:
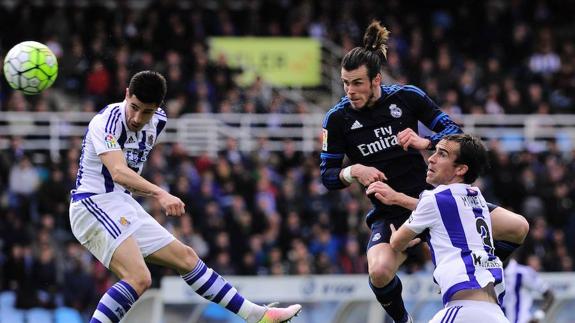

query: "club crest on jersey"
xmin=104 ymin=134 xmax=118 ymax=149
xmin=389 ymin=104 xmax=402 ymax=118
xmin=466 ymin=188 xmax=478 ymax=196
xmin=322 ymin=129 xmax=328 ymax=151
xmin=147 ymin=134 xmax=154 ymax=146
xmin=119 ymin=216 xmax=131 ymax=226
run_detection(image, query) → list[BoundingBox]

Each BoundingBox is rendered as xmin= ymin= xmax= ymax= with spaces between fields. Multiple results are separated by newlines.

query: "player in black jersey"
xmin=320 ymin=21 xmax=529 ymax=323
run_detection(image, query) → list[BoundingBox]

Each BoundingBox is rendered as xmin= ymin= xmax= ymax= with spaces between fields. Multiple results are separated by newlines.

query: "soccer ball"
xmin=3 ymin=41 xmax=58 ymax=95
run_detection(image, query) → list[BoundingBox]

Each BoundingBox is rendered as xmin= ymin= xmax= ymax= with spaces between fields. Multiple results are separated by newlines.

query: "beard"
xmin=360 ymin=86 xmax=375 ymax=109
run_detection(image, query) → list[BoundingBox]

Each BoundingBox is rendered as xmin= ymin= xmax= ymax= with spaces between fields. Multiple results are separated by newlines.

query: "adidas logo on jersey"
xmin=127 ymin=136 xmax=136 ymax=144
xmin=351 ymin=120 xmax=363 ymax=130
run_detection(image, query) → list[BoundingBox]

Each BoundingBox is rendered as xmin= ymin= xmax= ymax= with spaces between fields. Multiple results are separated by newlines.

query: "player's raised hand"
xmin=157 ymin=191 xmax=186 ymax=216
xmin=398 ymin=128 xmax=430 ymax=151
xmin=366 ymin=181 xmax=400 ymax=205
xmin=353 ymin=164 xmax=387 ymax=186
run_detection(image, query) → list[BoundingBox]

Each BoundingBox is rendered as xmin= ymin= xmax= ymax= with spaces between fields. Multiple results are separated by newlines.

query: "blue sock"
xmin=182 ymin=259 xmax=263 ymax=321
xmin=369 ymin=276 xmax=408 ymax=323
xmin=90 ymin=280 xmax=139 ymax=323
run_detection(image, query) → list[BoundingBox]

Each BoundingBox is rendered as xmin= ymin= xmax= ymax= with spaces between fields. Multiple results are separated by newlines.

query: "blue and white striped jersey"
xmin=73 ymin=101 xmax=167 ymax=195
xmin=404 ymin=183 xmax=505 ymax=305
xmin=503 ymin=259 xmax=549 ymax=323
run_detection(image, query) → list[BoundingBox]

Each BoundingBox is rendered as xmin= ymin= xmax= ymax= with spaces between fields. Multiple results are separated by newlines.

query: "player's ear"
xmin=455 ymin=164 xmax=468 ymax=178
xmin=373 ymin=72 xmax=382 ymax=85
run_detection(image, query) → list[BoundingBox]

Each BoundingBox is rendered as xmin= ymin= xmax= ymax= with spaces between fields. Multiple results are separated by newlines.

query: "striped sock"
xmin=90 ymin=280 xmax=139 ymax=323
xmin=181 ymin=259 xmax=264 ymax=321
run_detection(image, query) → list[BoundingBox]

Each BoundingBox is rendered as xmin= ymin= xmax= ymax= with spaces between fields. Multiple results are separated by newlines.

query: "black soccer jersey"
xmin=320 ymin=84 xmax=462 ymax=221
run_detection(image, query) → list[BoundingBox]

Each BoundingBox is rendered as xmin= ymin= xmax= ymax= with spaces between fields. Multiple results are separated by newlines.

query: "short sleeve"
xmin=89 ymin=113 xmax=123 ymax=155
xmin=403 ymin=192 xmax=439 ymax=234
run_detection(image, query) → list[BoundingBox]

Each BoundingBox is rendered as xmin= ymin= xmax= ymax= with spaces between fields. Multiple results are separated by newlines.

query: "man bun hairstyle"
xmin=128 ymin=70 xmax=167 ymax=105
xmin=341 ymin=20 xmax=390 ymax=79
xmin=443 ymin=134 xmax=489 ymax=184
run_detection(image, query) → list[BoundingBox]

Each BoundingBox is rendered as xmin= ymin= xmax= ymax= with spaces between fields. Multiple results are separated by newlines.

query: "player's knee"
xmin=516 ymin=217 xmax=530 ymax=243
xmin=504 ymin=215 xmax=530 ymax=243
xmin=368 ymin=265 xmax=395 ymax=287
xmin=136 ymin=271 xmax=153 ymax=293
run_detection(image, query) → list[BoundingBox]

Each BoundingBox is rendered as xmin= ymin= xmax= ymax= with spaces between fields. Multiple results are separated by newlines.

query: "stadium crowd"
xmin=0 ymin=0 xmax=574 ymax=318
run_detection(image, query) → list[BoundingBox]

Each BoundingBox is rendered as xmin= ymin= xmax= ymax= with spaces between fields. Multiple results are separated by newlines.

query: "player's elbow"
xmin=109 ymin=165 xmax=129 ymax=184
xmin=321 ymin=175 xmax=346 ymax=190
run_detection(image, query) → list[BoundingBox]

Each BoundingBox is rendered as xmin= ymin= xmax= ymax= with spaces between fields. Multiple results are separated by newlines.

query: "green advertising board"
xmin=209 ymin=37 xmax=321 ymax=87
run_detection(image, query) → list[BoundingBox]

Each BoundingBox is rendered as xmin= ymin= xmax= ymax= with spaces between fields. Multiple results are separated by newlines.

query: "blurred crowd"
xmin=1 ymin=0 xmax=575 ymax=116
xmin=0 ymin=0 xmax=574 ymax=318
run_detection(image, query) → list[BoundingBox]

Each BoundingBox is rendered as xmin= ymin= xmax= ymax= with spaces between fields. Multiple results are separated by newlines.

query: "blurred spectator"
xmin=8 ymin=155 xmax=39 ymax=222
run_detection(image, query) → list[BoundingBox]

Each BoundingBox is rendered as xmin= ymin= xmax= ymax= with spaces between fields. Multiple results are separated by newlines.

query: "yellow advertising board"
xmin=209 ymin=37 xmax=321 ymax=87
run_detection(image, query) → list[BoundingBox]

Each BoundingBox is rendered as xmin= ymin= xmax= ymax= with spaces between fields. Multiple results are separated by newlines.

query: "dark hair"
xmin=341 ymin=20 xmax=390 ymax=79
xmin=128 ymin=71 xmax=167 ymax=105
xmin=442 ymin=134 xmax=489 ymax=184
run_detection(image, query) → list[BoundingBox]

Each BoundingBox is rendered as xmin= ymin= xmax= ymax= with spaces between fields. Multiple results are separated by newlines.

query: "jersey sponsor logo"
xmin=372 ymin=232 xmax=382 ymax=242
xmin=389 ymin=104 xmax=402 ymax=118
xmin=357 ymin=126 xmax=399 ymax=156
xmin=322 ymin=129 xmax=328 ymax=151
xmin=351 ymin=120 xmax=363 ymax=129
xmin=125 ymin=148 xmax=150 ymax=167
xmin=104 ymin=134 xmax=118 ymax=149
xmin=472 ymin=251 xmax=502 ymax=268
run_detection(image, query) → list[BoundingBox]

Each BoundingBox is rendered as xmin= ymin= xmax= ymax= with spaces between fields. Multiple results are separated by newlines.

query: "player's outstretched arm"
xmin=366 ymin=182 xmax=419 ymax=210
xmin=100 ymin=150 xmax=185 ymax=216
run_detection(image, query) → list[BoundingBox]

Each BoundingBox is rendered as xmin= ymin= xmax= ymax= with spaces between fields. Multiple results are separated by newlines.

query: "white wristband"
xmin=342 ymin=166 xmax=355 ymax=184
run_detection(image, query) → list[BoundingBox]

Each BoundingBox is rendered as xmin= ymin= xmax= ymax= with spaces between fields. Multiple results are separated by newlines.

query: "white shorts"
xmin=69 ymin=191 xmax=175 ymax=268
xmin=429 ymin=300 xmax=509 ymax=323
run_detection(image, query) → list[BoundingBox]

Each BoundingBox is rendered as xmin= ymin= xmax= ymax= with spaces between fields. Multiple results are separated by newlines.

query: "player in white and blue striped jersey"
xmin=371 ymin=134 xmax=508 ymax=322
xmin=69 ymin=71 xmax=301 ymax=323
xmin=503 ymin=257 xmax=554 ymax=323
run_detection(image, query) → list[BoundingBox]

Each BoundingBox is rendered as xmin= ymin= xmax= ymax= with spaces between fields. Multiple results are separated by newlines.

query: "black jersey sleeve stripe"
xmin=320 ymin=154 xmax=346 ymax=190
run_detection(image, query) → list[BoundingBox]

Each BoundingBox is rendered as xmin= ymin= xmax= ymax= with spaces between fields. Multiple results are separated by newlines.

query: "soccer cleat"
xmin=257 ymin=302 xmax=302 ymax=323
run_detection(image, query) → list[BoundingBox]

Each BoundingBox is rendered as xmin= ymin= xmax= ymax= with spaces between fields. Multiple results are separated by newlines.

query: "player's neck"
xmin=365 ymin=85 xmax=382 ymax=108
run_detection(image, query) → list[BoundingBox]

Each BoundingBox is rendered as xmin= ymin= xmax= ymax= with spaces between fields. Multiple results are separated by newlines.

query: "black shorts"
xmin=367 ymin=217 xmax=429 ymax=252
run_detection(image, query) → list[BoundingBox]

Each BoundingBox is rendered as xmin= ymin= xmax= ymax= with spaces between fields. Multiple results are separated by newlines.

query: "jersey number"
xmin=475 ymin=218 xmax=494 ymax=254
